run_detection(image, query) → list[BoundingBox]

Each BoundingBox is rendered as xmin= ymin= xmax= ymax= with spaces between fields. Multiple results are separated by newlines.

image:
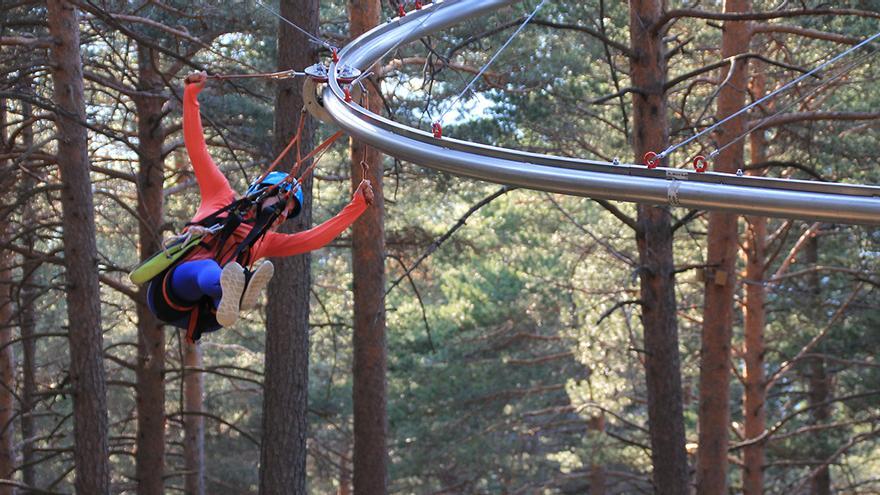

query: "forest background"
xmin=1 ymin=0 xmax=879 ymax=494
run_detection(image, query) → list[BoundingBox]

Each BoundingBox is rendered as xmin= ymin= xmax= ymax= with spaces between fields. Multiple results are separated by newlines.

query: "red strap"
xmin=253 ymin=111 xmax=307 ymax=186
xmin=186 ymin=305 xmax=200 ymax=344
xmin=162 ymin=270 xmax=196 ymax=313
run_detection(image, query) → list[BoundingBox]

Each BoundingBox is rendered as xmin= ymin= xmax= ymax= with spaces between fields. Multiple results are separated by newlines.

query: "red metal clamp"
xmin=432 ymin=122 xmax=442 ymax=139
xmin=344 ymin=87 xmax=352 ymax=102
xmin=415 ymin=0 xmax=423 ymax=8
xmin=331 ymin=47 xmax=339 ymax=63
xmin=398 ymin=4 xmax=406 ymax=16
xmin=693 ymin=155 xmax=708 ymax=173
xmin=644 ymin=151 xmax=660 ymax=169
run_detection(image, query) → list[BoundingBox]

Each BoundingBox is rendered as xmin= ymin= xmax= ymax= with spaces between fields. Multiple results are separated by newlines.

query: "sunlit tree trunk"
xmin=697 ymin=2 xmax=751 ymax=493
xmin=349 ymin=1 xmax=388 ymax=494
xmin=628 ymin=2 xmax=689 ymax=493
xmin=742 ymin=64 xmax=768 ymax=495
xmin=260 ymin=0 xmax=318 ymax=492
xmin=183 ymin=341 xmax=204 ymax=495
xmin=46 ymin=1 xmax=110 ymax=492
xmin=133 ymin=43 xmax=167 ymax=495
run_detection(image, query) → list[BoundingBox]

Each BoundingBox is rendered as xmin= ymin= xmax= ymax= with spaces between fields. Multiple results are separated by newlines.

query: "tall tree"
xmin=16 ymin=95 xmax=39 ymax=489
xmin=133 ymin=43 xmax=168 ymax=495
xmin=628 ymin=2 xmax=689 ymax=493
xmin=697 ymin=2 xmax=751 ymax=493
xmin=260 ymin=0 xmax=319 ymax=492
xmin=46 ymin=1 xmax=110 ymax=492
xmin=183 ymin=342 xmax=205 ymax=495
xmin=742 ymin=62 xmax=768 ymax=495
xmin=349 ymin=0 xmax=387 ymax=493
xmin=805 ymin=234 xmax=832 ymax=495
xmin=0 ymin=100 xmax=16 ymax=495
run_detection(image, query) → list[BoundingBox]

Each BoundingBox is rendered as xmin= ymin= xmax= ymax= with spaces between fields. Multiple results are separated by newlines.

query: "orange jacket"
xmin=182 ymin=83 xmax=366 ymax=264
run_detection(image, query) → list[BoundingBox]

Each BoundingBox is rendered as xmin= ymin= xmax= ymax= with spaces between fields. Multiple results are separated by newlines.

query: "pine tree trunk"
xmin=349 ymin=1 xmax=387 ymax=494
xmin=697 ymin=3 xmax=751 ymax=493
xmin=46 ymin=2 xmax=111 ymax=492
xmin=628 ymin=3 xmax=689 ymax=494
xmin=0 ymin=100 xmax=16 ymax=495
xmin=183 ymin=341 xmax=204 ymax=495
xmin=0 ymin=235 xmax=15 ymax=495
xmin=589 ymin=415 xmax=606 ymax=495
xmin=805 ymin=236 xmax=832 ymax=495
xmin=133 ymin=43 xmax=167 ymax=495
xmin=742 ymin=65 xmax=767 ymax=495
xmin=259 ymin=0 xmax=318 ymax=492
xmin=18 ymin=96 xmax=38 ymax=489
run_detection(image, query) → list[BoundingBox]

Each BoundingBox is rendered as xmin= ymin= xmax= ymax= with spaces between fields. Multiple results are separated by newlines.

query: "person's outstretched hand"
xmin=356 ymin=161 xmax=374 ymax=205
xmin=356 ymin=179 xmax=374 ymax=205
xmin=184 ymin=71 xmax=207 ymax=89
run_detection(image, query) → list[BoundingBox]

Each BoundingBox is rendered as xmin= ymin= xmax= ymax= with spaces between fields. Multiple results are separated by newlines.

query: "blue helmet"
xmin=246 ymin=171 xmax=304 ymax=218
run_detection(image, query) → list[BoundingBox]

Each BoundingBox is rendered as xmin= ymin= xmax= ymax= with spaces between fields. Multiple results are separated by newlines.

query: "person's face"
xmin=266 ymin=194 xmax=297 ymax=230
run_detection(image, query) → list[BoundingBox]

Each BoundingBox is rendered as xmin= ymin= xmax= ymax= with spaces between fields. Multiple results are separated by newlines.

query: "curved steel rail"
xmin=318 ymin=0 xmax=880 ymax=225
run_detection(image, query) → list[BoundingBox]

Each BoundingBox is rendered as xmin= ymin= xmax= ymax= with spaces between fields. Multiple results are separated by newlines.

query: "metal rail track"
xmin=314 ymin=0 xmax=880 ymax=225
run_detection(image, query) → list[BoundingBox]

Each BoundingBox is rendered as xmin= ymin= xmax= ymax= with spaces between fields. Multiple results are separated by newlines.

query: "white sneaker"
xmin=241 ymin=260 xmax=275 ymax=311
xmin=216 ymin=262 xmax=246 ymax=327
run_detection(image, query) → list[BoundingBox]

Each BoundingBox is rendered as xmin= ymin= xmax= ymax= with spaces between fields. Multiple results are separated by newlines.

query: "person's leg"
xmin=240 ymin=260 xmax=275 ymax=311
xmin=171 ymin=259 xmax=223 ymax=304
xmin=171 ymin=259 xmax=245 ymax=327
xmin=216 ymin=262 xmax=245 ymax=326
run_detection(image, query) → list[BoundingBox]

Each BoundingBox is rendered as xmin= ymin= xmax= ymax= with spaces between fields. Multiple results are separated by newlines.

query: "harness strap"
xmin=161 ymin=269 xmax=197 ymax=313
xmin=186 ymin=305 xmax=200 ymax=344
xmin=230 ymin=204 xmax=282 ymax=266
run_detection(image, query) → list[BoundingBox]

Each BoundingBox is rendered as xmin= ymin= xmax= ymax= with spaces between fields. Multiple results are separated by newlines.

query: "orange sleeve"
xmin=254 ymin=193 xmax=368 ymax=259
xmin=183 ymin=83 xmax=235 ymax=213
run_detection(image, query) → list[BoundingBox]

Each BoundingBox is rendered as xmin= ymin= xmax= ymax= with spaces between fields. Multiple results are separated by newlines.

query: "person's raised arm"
xmin=255 ymin=180 xmax=373 ymax=259
xmin=183 ymin=72 xmax=234 ymax=207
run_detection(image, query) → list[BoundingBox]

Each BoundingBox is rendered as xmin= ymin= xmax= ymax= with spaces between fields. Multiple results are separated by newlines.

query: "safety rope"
xmin=709 ymin=45 xmax=878 ymax=160
xmin=286 ymin=130 xmax=344 ymax=181
xmin=251 ymin=110 xmax=308 ymax=188
xmin=207 ymin=69 xmax=305 ymax=81
xmin=255 ymin=0 xmax=338 ymax=51
xmin=434 ymin=0 xmax=548 ymax=131
xmin=656 ymin=29 xmax=880 ymax=162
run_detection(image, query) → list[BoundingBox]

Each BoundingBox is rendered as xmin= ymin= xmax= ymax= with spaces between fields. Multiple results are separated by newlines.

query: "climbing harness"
xmin=128 ymin=225 xmax=221 ymax=286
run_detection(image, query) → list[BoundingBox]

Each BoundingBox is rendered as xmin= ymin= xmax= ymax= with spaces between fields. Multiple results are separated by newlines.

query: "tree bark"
xmin=349 ymin=1 xmax=388 ymax=494
xmin=628 ymin=2 xmax=690 ymax=494
xmin=46 ymin=2 xmax=111 ymax=492
xmin=259 ymin=0 xmax=318 ymax=493
xmin=0 ymin=230 xmax=15 ymax=495
xmin=589 ymin=415 xmax=606 ymax=495
xmin=0 ymin=100 xmax=16 ymax=495
xmin=348 ymin=0 xmax=388 ymax=495
xmin=742 ymin=63 xmax=767 ymax=495
xmin=805 ymin=235 xmax=832 ymax=495
xmin=697 ymin=2 xmax=751 ymax=493
xmin=133 ymin=43 xmax=167 ymax=495
xmin=17 ymin=96 xmax=38 ymax=489
xmin=183 ymin=341 xmax=204 ymax=495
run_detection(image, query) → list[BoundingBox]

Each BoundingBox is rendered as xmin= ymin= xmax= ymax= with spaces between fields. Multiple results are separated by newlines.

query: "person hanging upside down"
xmin=147 ymin=71 xmax=373 ymax=342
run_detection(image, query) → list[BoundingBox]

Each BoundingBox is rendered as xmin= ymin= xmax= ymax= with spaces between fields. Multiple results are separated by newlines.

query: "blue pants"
xmin=170 ymin=259 xmax=223 ymax=305
xmin=147 ymin=259 xmax=224 ymax=333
